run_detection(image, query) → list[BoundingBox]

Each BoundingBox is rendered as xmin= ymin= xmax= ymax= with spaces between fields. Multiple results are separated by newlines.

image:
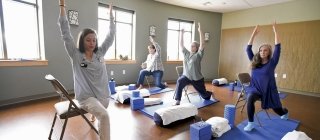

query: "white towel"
xmin=144 ymin=98 xmax=162 ymax=106
xmin=155 ymin=103 xmax=198 ymax=125
xmin=112 ymin=88 xmax=151 ymax=104
xmin=205 ymin=117 xmax=230 ymax=137
xmin=281 ymin=130 xmax=312 ymax=140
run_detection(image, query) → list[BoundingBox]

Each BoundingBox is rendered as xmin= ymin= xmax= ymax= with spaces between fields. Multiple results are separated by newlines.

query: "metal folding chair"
xmin=45 ymin=74 xmax=98 ymax=140
xmin=235 ymin=73 xmax=271 ymax=127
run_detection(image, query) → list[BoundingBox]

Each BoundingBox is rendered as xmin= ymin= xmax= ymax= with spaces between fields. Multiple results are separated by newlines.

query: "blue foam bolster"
xmin=153 ymin=112 xmax=163 ymax=126
xmin=190 ymin=121 xmax=212 ymax=140
xmin=224 ymin=104 xmax=236 ymax=128
xmin=130 ymin=97 xmax=144 ymax=110
xmin=212 ymin=80 xmax=219 ymax=86
xmin=128 ymin=84 xmax=136 ymax=90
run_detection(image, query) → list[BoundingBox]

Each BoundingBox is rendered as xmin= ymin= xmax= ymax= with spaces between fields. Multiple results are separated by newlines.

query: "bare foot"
xmin=137 ymin=84 xmax=143 ymax=90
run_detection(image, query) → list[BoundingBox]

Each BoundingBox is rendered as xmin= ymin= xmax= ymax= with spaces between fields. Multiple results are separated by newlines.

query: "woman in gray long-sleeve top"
xmin=173 ymin=23 xmax=212 ymax=105
xmin=58 ymin=0 xmax=115 ymax=139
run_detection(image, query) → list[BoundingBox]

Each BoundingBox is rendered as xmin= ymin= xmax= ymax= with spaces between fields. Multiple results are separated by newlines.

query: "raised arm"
xmin=248 ymin=25 xmax=259 ymax=45
xmin=99 ymin=4 xmax=116 ymax=55
xmin=246 ymin=25 xmax=259 ymax=61
xmin=271 ymin=21 xmax=281 ymax=65
xmin=273 ymin=21 xmax=279 ymax=45
xmin=149 ymin=36 xmax=161 ymax=55
xmin=179 ymin=29 xmax=185 ymax=50
xmin=198 ymin=23 xmax=205 ymax=51
xmin=58 ymin=0 xmax=77 ymax=57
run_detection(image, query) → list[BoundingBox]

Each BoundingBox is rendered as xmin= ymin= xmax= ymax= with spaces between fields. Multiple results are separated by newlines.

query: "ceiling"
xmin=154 ymin=0 xmax=296 ymax=13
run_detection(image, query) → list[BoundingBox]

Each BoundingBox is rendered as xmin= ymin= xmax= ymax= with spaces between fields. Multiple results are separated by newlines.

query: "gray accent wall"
xmin=0 ymin=0 xmax=222 ymax=106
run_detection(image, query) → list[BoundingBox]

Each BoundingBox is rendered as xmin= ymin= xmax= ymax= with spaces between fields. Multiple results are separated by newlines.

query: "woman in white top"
xmin=137 ymin=36 xmax=166 ymax=89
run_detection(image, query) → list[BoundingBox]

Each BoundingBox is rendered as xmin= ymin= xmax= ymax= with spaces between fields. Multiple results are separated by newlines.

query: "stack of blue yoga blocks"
xmin=190 ymin=121 xmax=211 ymax=140
xmin=130 ymin=97 xmax=144 ymax=110
xmin=128 ymin=84 xmax=136 ymax=90
xmin=132 ymin=90 xmax=140 ymax=97
xmin=229 ymin=82 xmax=235 ymax=91
xmin=224 ymin=104 xmax=236 ymax=128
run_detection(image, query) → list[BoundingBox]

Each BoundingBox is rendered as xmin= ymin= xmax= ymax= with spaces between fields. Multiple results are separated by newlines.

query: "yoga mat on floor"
xmin=139 ymin=94 xmax=219 ymax=119
xmin=148 ymin=87 xmax=174 ymax=95
xmin=218 ymin=111 xmax=300 ymax=140
xmin=220 ymin=84 xmax=287 ymax=99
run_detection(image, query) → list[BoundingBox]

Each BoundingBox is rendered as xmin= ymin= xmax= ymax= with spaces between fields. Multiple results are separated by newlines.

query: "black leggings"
xmin=247 ymin=93 xmax=288 ymax=122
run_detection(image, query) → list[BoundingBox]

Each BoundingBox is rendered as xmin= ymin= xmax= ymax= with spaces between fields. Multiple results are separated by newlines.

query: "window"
xmin=167 ymin=18 xmax=194 ymax=61
xmin=98 ymin=4 xmax=134 ymax=60
xmin=0 ymin=0 xmax=43 ymax=60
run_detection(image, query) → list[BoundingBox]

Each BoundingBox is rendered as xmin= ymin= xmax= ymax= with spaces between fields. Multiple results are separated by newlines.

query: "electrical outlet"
xmin=111 ymin=71 xmax=114 ymax=76
xmin=275 ymin=73 xmax=277 ymax=77
xmin=282 ymin=74 xmax=287 ymax=79
xmin=123 ymin=70 xmax=125 ymax=75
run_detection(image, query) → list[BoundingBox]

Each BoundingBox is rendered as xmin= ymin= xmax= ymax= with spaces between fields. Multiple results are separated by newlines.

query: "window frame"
xmin=166 ymin=18 xmax=194 ymax=61
xmin=98 ymin=3 xmax=135 ymax=61
xmin=0 ymin=0 xmax=46 ymax=67
xmin=0 ymin=0 xmax=42 ymax=60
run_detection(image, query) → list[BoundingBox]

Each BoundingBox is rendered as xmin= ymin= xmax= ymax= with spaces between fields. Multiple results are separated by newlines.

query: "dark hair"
xmin=251 ymin=44 xmax=272 ymax=69
xmin=77 ymin=28 xmax=98 ymax=53
xmin=148 ymin=44 xmax=156 ymax=52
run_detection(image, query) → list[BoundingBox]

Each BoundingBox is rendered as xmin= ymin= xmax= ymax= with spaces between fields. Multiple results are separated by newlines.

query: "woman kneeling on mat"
xmin=244 ymin=22 xmax=289 ymax=132
xmin=136 ymin=36 xmax=167 ymax=89
xmin=173 ymin=23 xmax=212 ymax=105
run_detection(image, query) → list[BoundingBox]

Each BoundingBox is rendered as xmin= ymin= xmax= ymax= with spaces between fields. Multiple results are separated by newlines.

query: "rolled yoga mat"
xmin=224 ymin=104 xmax=236 ymax=128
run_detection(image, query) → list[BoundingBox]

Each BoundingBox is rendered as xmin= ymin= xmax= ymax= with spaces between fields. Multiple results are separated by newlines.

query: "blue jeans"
xmin=174 ymin=75 xmax=211 ymax=101
xmin=137 ymin=70 xmax=165 ymax=89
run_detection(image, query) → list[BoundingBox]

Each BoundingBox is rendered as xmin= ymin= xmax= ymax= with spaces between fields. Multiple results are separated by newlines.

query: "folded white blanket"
xmin=205 ymin=117 xmax=230 ymax=137
xmin=112 ymin=89 xmax=151 ymax=104
xmin=281 ymin=130 xmax=312 ymax=140
xmin=144 ymin=98 xmax=162 ymax=106
xmin=155 ymin=103 xmax=198 ymax=125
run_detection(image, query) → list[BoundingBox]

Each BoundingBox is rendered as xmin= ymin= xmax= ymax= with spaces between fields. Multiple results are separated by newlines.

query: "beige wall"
xmin=222 ymin=0 xmax=320 ymax=29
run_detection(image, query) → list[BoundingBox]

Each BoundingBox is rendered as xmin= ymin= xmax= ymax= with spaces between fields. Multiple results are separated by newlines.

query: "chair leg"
xmin=59 ymin=118 xmax=69 ymax=140
xmin=184 ymin=89 xmax=191 ymax=103
xmin=255 ymin=113 xmax=262 ymax=127
xmin=146 ymin=77 xmax=151 ymax=88
xmin=240 ymin=99 xmax=247 ymax=113
xmin=264 ymin=110 xmax=271 ymax=120
xmin=48 ymin=113 xmax=58 ymax=140
xmin=80 ymin=113 xmax=99 ymax=134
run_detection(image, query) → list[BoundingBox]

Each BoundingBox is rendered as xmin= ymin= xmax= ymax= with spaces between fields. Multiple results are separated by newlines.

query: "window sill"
xmin=106 ymin=60 xmax=136 ymax=64
xmin=165 ymin=61 xmax=183 ymax=64
xmin=0 ymin=60 xmax=48 ymax=67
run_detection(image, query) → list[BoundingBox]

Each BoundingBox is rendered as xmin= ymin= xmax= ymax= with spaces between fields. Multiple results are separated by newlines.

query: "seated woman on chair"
xmin=173 ymin=23 xmax=212 ymax=105
xmin=244 ymin=22 xmax=289 ymax=132
xmin=136 ymin=36 xmax=166 ymax=89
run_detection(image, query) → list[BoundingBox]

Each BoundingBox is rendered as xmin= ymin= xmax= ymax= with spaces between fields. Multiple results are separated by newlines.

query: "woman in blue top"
xmin=244 ymin=22 xmax=289 ymax=131
xmin=58 ymin=0 xmax=115 ymax=139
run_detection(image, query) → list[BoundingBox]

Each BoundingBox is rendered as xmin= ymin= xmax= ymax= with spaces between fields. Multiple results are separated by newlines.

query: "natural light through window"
xmin=98 ymin=4 xmax=134 ymax=60
xmin=0 ymin=0 xmax=42 ymax=60
xmin=167 ymin=19 xmax=193 ymax=61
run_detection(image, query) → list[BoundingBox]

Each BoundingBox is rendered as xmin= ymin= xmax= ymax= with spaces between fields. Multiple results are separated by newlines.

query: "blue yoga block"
xmin=190 ymin=121 xmax=211 ymax=140
xmin=132 ymin=90 xmax=140 ymax=97
xmin=130 ymin=97 xmax=144 ymax=110
xmin=128 ymin=84 xmax=136 ymax=90
xmin=108 ymin=80 xmax=116 ymax=94
xmin=224 ymin=104 xmax=236 ymax=128
xmin=229 ymin=83 xmax=235 ymax=91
